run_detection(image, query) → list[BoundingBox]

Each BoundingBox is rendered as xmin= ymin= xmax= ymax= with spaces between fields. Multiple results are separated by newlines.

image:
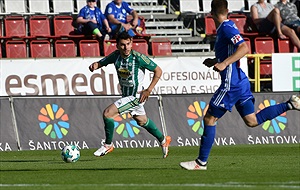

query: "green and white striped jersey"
xmin=99 ymin=50 xmax=157 ymax=97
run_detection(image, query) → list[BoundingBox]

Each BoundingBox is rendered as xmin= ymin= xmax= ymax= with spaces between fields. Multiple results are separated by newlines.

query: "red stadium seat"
xmin=132 ymin=39 xmax=148 ymax=55
xmin=54 ymin=16 xmax=75 ymax=37
xmin=151 ymin=38 xmax=172 ymax=56
xmin=277 ymin=38 xmax=297 ymax=53
xmin=103 ymin=40 xmax=117 ymax=56
xmin=254 ymin=37 xmax=274 ymax=76
xmin=0 ymin=45 xmax=2 ymax=58
xmin=254 ymin=37 xmax=274 ymax=54
xmin=4 ymin=16 xmax=26 ymax=37
xmin=6 ymin=40 xmax=27 ymax=58
xmin=243 ymin=37 xmax=252 ymax=54
xmin=205 ymin=15 xmax=216 ymax=35
xmin=29 ymin=16 xmax=51 ymax=37
xmin=229 ymin=14 xmax=247 ymax=34
xmin=55 ymin=40 xmax=76 ymax=57
xmin=79 ymin=40 xmax=100 ymax=57
xmin=30 ymin=40 xmax=51 ymax=58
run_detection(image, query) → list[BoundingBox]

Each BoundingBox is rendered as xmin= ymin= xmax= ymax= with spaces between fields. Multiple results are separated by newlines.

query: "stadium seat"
xmin=277 ymin=38 xmax=297 ymax=53
xmin=103 ymin=40 xmax=117 ymax=56
xmin=0 ymin=45 xmax=2 ymax=58
xmin=151 ymin=38 xmax=172 ymax=56
xmin=53 ymin=16 xmax=75 ymax=37
xmin=132 ymin=39 xmax=148 ymax=55
xmin=228 ymin=14 xmax=247 ymax=34
xmin=52 ymin=0 xmax=74 ymax=13
xmin=254 ymin=37 xmax=274 ymax=54
xmin=202 ymin=0 xmax=212 ymax=12
xmin=243 ymin=37 xmax=252 ymax=54
xmin=205 ymin=15 xmax=216 ymax=35
xmin=4 ymin=0 xmax=26 ymax=13
xmin=55 ymin=40 xmax=76 ymax=57
xmin=6 ymin=40 xmax=27 ymax=58
xmin=29 ymin=16 xmax=51 ymax=37
xmin=79 ymin=40 xmax=100 ymax=57
xmin=180 ymin=0 xmax=200 ymax=13
xmin=30 ymin=40 xmax=51 ymax=58
xmin=28 ymin=0 xmax=50 ymax=13
xmin=4 ymin=16 xmax=26 ymax=38
xmin=254 ymin=37 xmax=274 ymax=76
xmin=77 ymin=0 xmax=88 ymax=12
xmin=228 ymin=0 xmax=245 ymax=12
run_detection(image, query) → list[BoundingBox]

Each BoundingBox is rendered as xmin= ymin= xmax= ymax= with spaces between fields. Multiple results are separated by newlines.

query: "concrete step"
xmin=146 ymin=29 xmax=192 ymax=36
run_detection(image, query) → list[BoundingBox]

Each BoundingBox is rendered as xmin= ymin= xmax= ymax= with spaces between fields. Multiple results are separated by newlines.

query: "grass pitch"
xmin=0 ymin=144 xmax=299 ymax=190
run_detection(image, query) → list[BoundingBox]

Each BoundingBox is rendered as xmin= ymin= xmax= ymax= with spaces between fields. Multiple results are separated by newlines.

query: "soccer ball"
xmin=61 ymin=145 xmax=80 ymax=163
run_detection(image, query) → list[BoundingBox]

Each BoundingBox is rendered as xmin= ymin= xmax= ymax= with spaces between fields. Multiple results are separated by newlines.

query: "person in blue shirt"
xmin=105 ymin=0 xmax=140 ymax=37
xmin=180 ymin=0 xmax=300 ymax=170
xmin=77 ymin=0 xmax=111 ymax=38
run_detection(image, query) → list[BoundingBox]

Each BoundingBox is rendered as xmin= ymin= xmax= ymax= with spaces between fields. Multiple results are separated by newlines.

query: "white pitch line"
xmin=0 ymin=182 xmax=299 ymax=189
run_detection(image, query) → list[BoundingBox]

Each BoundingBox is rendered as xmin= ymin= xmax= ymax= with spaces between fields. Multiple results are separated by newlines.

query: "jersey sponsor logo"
xmin=108 ymin=7 xmax=112 ymax=14
xmin=231 ymin=34 xmax=243 ymax=45
xmin=118 ymin=68 xmax=132 ymax=79
xmin=117 ymin=13 xmax=126 ymax=21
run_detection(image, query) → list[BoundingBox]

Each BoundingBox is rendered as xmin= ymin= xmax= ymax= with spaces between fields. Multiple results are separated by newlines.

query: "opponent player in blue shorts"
xmin=180 ymin=0 xmax=300 ymax=170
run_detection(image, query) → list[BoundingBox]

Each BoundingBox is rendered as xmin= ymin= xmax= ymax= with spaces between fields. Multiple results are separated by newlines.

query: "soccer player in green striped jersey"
xmin=89 ymin=31 xmax=171 ymax=158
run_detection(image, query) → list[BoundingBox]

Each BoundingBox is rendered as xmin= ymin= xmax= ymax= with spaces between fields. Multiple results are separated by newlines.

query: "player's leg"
xmin=238 ymin=95 xmax=300 ymax=128
xmin=132 ymin=110 xmax=171 ymax=158
xmin=180 ymin=104 xmax=226 ymax=170
xmin=94 ymin=103 xmax=119 ymax=157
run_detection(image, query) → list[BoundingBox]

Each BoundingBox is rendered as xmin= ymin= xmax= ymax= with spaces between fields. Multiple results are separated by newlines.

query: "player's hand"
xmin=203 ymin=58 xmax=218 ymax=68
xmin=123 ymin=23 xmax=132 ymax=31
xmin=139 ymin=89 xmax=151 ymax=103
xmin=131 ymin=19 xmax=138 ymax=28
xmin=213 ymin=62 xmax=227 ymax=72
xmin=106 ymin=27 xmax=112 ymax=33
xmin=89 ymin=62 xmax=99 ymax=72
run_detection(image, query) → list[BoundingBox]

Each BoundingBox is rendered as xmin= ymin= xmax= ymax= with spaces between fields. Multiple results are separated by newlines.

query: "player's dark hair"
xmin=116 ymin=31 xmax=132 ymax=44
xmin=211 ymin=0 xmax=228 ymax=15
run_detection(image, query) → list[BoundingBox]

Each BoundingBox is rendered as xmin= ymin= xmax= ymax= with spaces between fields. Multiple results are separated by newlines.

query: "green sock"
xmin=92 ymin=28 xmax=101 ymax=35
xmin=104 ymin=117 xmax=115 ymax=144
xmin=142 ymin=119 xmax=164 ymax=142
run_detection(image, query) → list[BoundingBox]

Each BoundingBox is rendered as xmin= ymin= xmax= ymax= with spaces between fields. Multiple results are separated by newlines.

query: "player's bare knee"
xmin=136 ymin=118 xmax=147 ymax=126
xmin=245 ymin=121 xmax=258 ymax=128
xmin=203 ymin=115 xmax=217 ymax=126
xmin=103 ymin=108 xmax=112 ymax=118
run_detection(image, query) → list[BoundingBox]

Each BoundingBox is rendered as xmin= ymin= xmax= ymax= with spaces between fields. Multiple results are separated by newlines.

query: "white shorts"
xmin=114 ymin=96 xmax=146 ymax=116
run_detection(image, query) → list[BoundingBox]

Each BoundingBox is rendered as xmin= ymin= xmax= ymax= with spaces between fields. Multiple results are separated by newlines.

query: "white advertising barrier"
xmin=1 ymin=56 xmax=231 ymax=96
xmin=272 ymin=53 xmax=300 ymax=92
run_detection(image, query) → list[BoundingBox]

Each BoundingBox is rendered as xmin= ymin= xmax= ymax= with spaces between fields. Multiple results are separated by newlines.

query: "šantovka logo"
xmin=38 ymin=104 xmax=70 ymax=139
xmin=114 ymin=113 xmax=141 ymax=138
xmin=257 ymin=99 xmax=287 ymax=134
xmin=186 ymin=101 xmax=208 ymax=135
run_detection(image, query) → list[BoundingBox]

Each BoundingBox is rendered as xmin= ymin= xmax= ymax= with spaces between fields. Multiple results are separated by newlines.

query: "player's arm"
xmin=140 ymin=65 xmax=162 ymax=103
xmin=89 ymin=52 xmax=116 ymax=72
xmin=130 ymin=10 xmax=139 ymax=27
xmin=213 ymin=42 xmax=249 ymax=72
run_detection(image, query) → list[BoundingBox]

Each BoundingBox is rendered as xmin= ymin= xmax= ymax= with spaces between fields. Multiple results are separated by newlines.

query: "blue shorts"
xmin=208 ymin=81 xmax=255 ymax=118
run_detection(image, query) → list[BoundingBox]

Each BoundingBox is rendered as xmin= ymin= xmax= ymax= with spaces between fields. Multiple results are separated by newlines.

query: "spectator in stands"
xmin=105 ymin=0 xmax=141 ymax=37
xmin=275 ymin=0 xmax=300 ymax=36
xmin=77 ymin=0 xmax=111 ymax=39
xmin=250 ymin=0 xmax=300 ymax=50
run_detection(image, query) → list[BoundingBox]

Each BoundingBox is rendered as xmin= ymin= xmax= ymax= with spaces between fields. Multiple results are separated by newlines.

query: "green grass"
xmin=0 ymin=144 xmax=299 ymax=190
